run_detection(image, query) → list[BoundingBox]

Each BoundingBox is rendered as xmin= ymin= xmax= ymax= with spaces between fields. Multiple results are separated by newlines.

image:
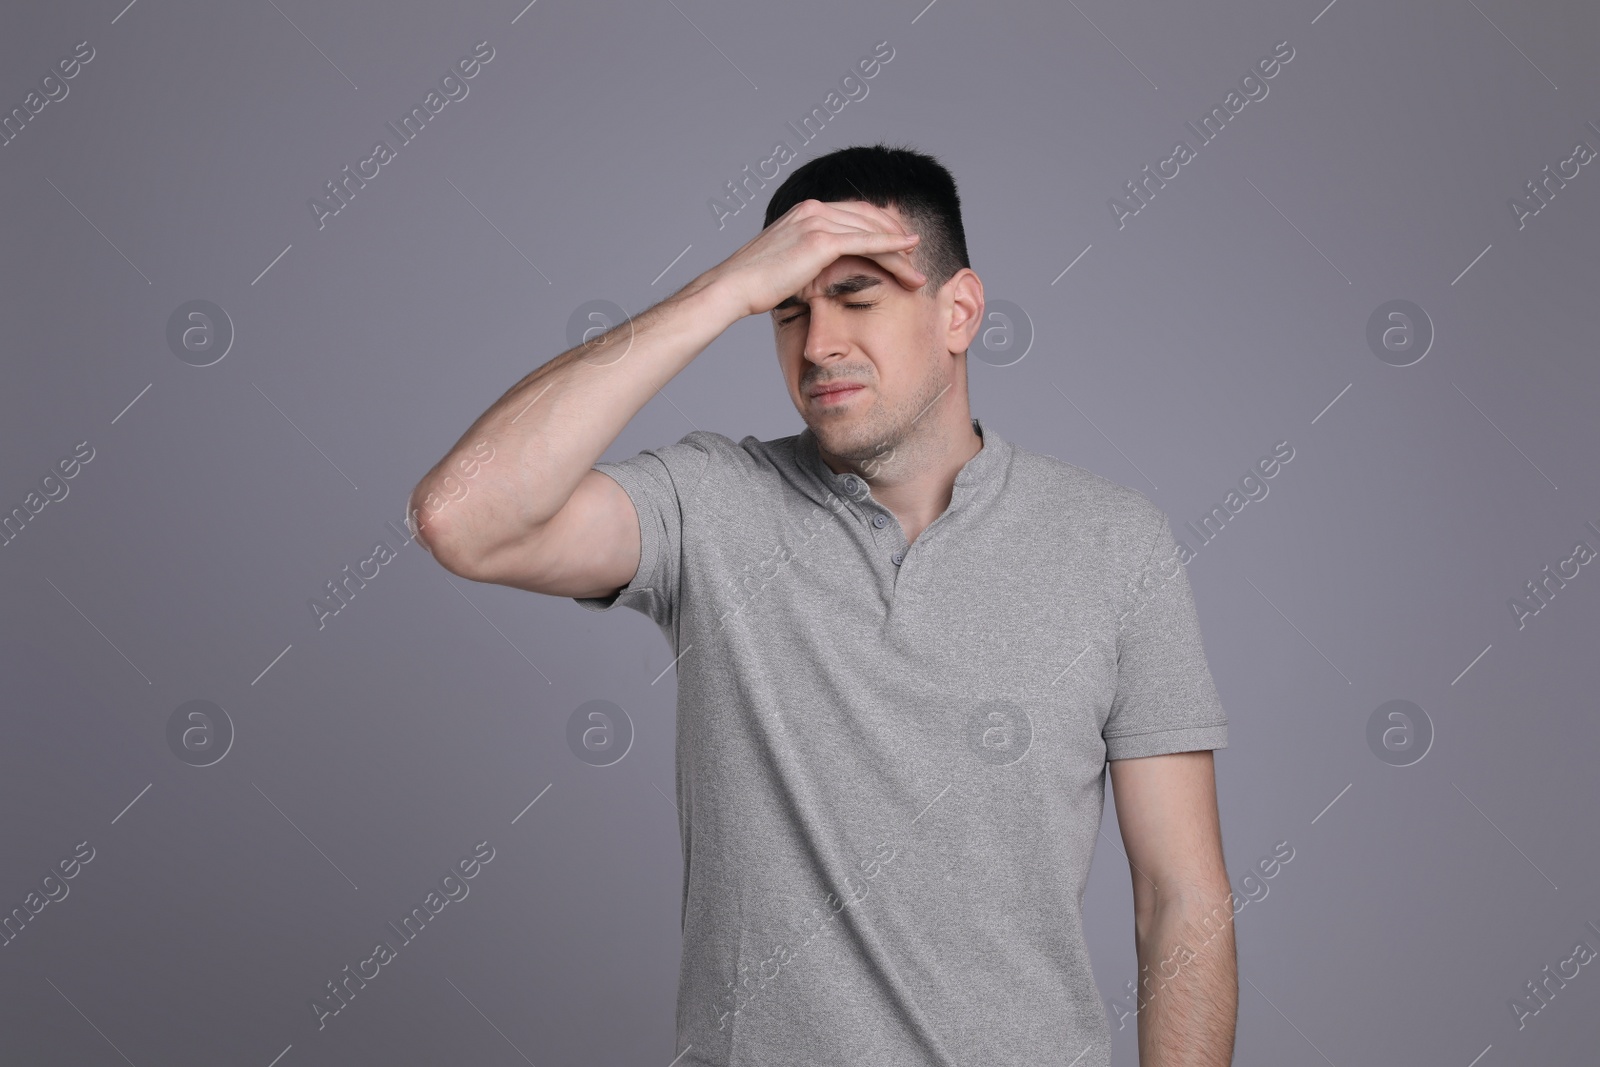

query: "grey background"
xmin=2 ymin=0 xmax=1597 ymax=1064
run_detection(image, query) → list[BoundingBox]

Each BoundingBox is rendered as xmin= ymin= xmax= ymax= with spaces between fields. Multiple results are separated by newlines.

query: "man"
xmin=410 ymin=143 xmax=1237 ymax=1066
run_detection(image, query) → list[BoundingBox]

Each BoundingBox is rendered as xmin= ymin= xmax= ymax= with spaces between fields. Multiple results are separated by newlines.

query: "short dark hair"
xmin=762 ymin=142 xmax=971 ymax=295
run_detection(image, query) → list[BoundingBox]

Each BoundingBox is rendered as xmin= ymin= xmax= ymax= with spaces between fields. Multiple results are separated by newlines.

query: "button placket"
xmin=829 ymin=467 xmax=916 ymax=580
xmin=865 ymin=503 xmax=904 ymax=566
xmin=800 ymin=419 xmax=1002 ymax=603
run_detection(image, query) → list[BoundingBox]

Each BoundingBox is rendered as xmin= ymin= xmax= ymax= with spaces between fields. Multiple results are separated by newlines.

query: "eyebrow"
xmin=773 ymin=273 xmax=884 ymax=313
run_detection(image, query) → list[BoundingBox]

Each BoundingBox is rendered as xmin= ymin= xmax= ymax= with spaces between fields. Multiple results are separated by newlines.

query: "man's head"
xmin=761 ymin=143 xmax=983 ymax=472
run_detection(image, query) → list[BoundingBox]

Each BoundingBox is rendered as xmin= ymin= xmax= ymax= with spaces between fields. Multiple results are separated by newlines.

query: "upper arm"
xmin=1101 ymin=507 xmax=1228 ymax=760
xmin=464 ymin=467 xmax=642 ymax=599
xmin=1108 ymin=750 xmax=1228 ymax=921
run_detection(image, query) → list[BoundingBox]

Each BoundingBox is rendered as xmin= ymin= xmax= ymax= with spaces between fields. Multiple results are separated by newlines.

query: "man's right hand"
xmin=412 ymin=202 xmax=926 ymax=594
xmin=701 ymin=198 xmax=928 ymax=321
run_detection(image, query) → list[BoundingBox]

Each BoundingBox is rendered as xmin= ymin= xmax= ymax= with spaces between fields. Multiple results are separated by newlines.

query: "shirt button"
xmin=872 ymin=514 xmax=888 ymax=528
xmin=891 ymin=550 xmax=904 ymax=565
xmin=842 ymin=475 xmax=860 ymax=493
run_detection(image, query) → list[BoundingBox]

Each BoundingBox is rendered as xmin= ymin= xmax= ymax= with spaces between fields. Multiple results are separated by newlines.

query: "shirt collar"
xmin=796 ymin=416 xmax=1009 ymax=506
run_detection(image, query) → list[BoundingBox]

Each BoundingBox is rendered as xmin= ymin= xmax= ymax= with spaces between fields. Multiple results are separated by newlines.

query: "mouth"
xmin=808 ymin=384 xmax=866 ymax=405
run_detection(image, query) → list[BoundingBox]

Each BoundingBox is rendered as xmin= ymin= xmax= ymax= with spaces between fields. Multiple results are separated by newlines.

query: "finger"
xmin=829 ymin=228 xmax=923 ymax=266
xmin=816 ymin=199 xmax=912 ymax=238
xmin=795 ymin=221 xmax=920 ymax=254
xmin=821 ymin=205 xmax=923 ymax=285
xmin=865 ymin=244 xmax=927 ymax=291
xmin=794 ymin=223 xmax=926 ymax=287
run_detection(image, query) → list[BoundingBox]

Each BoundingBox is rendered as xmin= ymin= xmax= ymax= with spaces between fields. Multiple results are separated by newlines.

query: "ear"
xmin=943 ymin=269 xmax=984 ymax=355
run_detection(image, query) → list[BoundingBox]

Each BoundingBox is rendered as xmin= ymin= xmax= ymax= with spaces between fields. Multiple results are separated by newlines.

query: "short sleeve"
xmin=1102 ymin=508 xmax=1229 ymax=761
xmin=571 ymin=431 xmax=714 ymax=633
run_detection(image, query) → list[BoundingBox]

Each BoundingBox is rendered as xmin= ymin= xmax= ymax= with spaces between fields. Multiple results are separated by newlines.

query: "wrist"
xmin=680 ymin=272 xmax=750 ymax=328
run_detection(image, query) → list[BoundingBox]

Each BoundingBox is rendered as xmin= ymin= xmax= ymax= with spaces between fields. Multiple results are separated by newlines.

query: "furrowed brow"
xmin=773 ymin=274 xmax=884 ymax=313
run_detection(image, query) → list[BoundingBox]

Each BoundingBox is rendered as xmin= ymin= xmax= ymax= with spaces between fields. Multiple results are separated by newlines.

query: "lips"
xmin=809 ymin=384 xmax=865 ymax=400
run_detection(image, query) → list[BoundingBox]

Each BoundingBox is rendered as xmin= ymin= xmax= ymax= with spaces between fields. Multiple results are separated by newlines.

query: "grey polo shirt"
xmin=575 ymin=416 xmax=1228 ymax=1067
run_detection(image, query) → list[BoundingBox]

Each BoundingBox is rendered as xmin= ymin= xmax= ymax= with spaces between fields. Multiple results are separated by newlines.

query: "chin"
xmin=814 ymin=421 xmax=876 ymax=458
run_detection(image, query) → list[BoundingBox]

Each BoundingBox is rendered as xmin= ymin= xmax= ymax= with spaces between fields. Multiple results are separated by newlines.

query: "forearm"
xmin=1133 ymin=894 xmax=1238 ymax=1066
xmin=408 ymin=273 xmax=741 ymax=565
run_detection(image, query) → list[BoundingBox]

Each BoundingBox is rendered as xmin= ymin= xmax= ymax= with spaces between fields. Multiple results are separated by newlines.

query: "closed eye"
xmin=777 ymin=302 xmax=875 ymax=326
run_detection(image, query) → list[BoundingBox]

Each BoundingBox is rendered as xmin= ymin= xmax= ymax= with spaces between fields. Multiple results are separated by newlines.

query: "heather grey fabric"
xmin=575 ymin=416 xmax=1228 ymax=1066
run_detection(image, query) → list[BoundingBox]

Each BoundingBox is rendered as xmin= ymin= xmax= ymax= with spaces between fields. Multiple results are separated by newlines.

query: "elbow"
xmin=406 ymin=488 xmax=471 ymax=577
xmin=1135 ymin=879 xmax=1234 ymax=947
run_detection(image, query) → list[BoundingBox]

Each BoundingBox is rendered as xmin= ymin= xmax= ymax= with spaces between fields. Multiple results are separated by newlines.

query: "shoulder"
xmin=619 ymin=427 xmax=753 ymax=476
xmin=623 ymin=428 xmax=798 ymax=504
xmin=608 ymin=425 xmax=810 ymax=475
xmin=1005 ymin=440 xmax=1167 ymax=544
xmin=669 ymin=428 xmax=782 ymax=465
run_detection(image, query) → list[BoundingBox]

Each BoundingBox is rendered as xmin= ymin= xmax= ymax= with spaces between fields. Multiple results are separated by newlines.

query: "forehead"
xmin=771 ymin=260 xmax=890 ymax=314
xmin=811 ymin=256 xmax=889 ymax=288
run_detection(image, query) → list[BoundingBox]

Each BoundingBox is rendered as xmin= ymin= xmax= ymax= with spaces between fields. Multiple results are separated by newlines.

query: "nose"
xmin=801 ymin=304 xmax=851 ymax=365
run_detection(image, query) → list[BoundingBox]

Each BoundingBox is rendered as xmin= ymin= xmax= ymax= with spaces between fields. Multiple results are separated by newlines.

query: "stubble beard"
xmin=812 ymin=360 xmax=950 ymax=472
